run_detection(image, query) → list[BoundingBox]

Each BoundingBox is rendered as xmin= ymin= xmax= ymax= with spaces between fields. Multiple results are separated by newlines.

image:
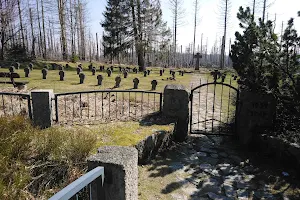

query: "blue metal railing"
xmin=49 ymin=167 xmax=104 ymax=200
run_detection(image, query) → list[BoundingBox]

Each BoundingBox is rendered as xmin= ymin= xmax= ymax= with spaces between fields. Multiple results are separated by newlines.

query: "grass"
xmin=0 ymin=116 xmax=173 ymax=199
xmin=0 ymin=61 xmax=193 ymax=93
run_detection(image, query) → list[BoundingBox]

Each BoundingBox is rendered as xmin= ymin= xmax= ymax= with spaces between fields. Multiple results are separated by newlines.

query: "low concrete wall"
xmin=135 ymin=130 xmax=173 ymax=165
xmin=254 ymin=134 xmax=300 ymax=170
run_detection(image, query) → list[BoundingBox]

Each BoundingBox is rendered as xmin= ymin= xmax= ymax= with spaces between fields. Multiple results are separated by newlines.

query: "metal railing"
xmin=49 ymin=167 xmax=104 ymax=200
xmin=0 ymin=92 xmax=32 ymax=119
xmin=53 ymin=90 xmax=163 ymax=124
xmin=190 ymin=78 xmax=239 ymax=136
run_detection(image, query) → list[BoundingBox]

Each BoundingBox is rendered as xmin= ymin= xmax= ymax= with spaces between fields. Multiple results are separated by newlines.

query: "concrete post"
xmin=163 ymin=85 xmax=189 ymax=142
xmin=88 ymin=146 xmax=138 ymax=200
xmin=31 ymin=89 xmax=53 ymax=128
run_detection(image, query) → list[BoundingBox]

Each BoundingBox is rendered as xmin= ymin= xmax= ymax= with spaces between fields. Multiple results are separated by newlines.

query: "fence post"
xmin=88 ymin=146 xmax=138 ymax=200
xmin=163 ymin=85 xmax=189 ymax=142
xmin=31 ymin=89 xmax=54 ymax=128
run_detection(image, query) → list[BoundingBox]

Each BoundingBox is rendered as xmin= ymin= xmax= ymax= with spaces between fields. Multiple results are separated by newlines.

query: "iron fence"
xmin=0 ymin=92 xmax=32 ymax=119
xmin=49 ymin=166 xmax=104 ymax=200
xmin=53 ymin=90 xmax=163 ymax=124
xmin=190 ymin=78 xmax=239 ymax=135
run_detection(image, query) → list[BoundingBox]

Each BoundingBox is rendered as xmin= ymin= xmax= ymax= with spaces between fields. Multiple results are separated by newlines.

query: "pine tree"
xmin=101 ymin=0 xmax=131 ymax=63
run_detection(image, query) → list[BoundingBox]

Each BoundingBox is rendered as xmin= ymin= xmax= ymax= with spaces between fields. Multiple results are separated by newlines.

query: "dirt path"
xmin=189 ymin=74 xmax=223 ymax=133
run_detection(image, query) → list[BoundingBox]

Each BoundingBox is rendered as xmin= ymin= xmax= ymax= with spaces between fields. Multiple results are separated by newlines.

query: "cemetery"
xmin=0 ymin=0 xmax=300 ymax=199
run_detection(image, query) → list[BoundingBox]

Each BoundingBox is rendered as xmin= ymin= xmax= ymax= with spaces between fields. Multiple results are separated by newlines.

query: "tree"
xmin=230 ymin=7 xmax=279 ymax=92
xmin=101 ymin=0 xmax=131 ymax=63
xmin=219 ymin=0 xmax=231 ymax=69
xmin=169 ymin=0 xmax=185 ymax=67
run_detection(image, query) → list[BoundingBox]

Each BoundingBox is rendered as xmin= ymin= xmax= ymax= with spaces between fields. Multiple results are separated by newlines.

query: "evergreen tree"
xmin=101 ymin=0 xmax=131 ymax=63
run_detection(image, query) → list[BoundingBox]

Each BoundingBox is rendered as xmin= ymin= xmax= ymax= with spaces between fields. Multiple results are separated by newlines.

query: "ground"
xmin=138 ymin=135 xmax=300 ymax=200
xmin=0 ymin=61 xmax=194 ymax=93
xmin=2 ymin=62 xmax=298 ymax=199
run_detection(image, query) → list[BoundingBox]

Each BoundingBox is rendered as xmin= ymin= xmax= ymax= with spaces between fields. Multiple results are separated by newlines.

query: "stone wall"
xmin=254 ymin=134 xmax=300 ymax=171
xmin=135 ymin=130 xmax=173 ymax=165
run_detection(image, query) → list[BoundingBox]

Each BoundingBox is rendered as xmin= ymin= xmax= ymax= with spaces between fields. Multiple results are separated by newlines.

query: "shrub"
xmin=71 ymin=54 xmax=79 ymax=63
xmin=0 ymin=116 xmax=98 ymax=199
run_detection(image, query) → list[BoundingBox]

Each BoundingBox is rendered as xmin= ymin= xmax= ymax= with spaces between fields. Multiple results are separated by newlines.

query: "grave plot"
xmin=53 ymin=90 xmax=162 ymax=125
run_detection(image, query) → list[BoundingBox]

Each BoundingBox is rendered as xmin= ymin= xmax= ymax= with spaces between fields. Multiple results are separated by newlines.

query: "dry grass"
xmin=0 ymin=116 xmax=173 ymax=199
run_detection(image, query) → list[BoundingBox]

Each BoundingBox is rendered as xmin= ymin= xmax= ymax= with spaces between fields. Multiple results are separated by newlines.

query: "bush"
xmin=71 ymin=54 xmax=79 ymax=63
xmin=0 ymin=116 xmax=97 ymax=199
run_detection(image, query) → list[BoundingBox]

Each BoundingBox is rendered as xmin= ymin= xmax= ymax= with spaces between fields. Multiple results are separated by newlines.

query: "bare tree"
xmin=219 ymin=0 xmax=231 ymax=69
xmin=169 ymin=0 xmax=185 ymax=67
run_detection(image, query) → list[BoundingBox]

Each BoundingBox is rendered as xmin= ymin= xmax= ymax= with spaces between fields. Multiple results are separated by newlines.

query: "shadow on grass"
xmin=139 ymin=112 xmax=177 ymax=126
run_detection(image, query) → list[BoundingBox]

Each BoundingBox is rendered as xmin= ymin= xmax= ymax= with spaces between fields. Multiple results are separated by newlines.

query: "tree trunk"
xmin=17 ymin=0 xmax=25 ymax=49
xmin=29 ymin=8 xmax=36 ymax=59
xmin=58 ymin=0 xmax=68 ymax=60
xmin=41 ymin=0 xmax=47 ymax=59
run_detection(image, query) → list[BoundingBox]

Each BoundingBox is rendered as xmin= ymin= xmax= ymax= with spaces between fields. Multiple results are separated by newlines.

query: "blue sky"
xmin=87 ymin=0 xmax=300 ymax=52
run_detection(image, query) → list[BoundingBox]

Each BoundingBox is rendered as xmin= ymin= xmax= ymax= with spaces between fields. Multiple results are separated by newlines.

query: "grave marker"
xmin=107 ymin=69 xmax=112 ymax=77
xmin=123 ymin=70 xmax=128 ymax=78
xmin=92 ymin=67 xmax=96 ymax=75
xmin=42 ymin=68 xmax=48 ymax=79
xmin=24 ymin=67 xmax=30 ymax=77
xmin=115 ymin=76 xmax=121 ymax=88
xmin=133 ymin=78 xmax=139 ymax=89
xmin=144 ymin=71 xmax=147 ymax=77
xmin=147 ymin=70 xmax=150 ymax=75
xmin=59 ymin=70 xmax=65 ymax=81
xmin=151 ymin=80 xmax=158 ymax=90
xmin=194 ymin=52 xmax=202 ymax=70
xmin=97 ymin=74 xmax=103 ymax=86
xmin=79 ymin=73 xmax=85 ymax=84
xmin=160 ymin=69 xmax=163 ymax=76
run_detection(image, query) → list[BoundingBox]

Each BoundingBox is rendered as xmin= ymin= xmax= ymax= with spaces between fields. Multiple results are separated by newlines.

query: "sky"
xmin=87 ymin=0 xmax=300 ymax=53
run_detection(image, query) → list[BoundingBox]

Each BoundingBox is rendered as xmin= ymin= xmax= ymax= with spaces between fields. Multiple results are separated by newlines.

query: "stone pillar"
xmin=163 ymin=85 xmax=189 ymax=142
xmin=88 ymin=146 xmax=138 ymax=200
xmin=236 ymin=90 xmax=276 ymax=146
xmin=31 ymin=90 xmax=53 ymax=128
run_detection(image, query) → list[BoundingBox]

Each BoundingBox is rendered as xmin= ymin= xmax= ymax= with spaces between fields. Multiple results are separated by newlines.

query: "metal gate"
xmin=190 ymin=79 xmax=239 ymax=136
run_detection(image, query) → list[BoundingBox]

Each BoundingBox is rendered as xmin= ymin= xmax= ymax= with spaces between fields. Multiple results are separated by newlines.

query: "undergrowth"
xmin=0 ymin=116 xmax=97 ymax=199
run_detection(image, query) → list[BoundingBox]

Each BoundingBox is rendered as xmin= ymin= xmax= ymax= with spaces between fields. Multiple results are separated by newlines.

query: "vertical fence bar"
xmin=135 ymin=92 xmax=137 ymax=118
xmin=87 ymin=93 xmax=90 ymax=119
xmin=72 ymin=95 xmax=75 ymax=122
xmin=204 ymin=79 xmax=209 ymax=133
xmin=55 ymin=95 xmax=59 ymax=122
xmin=116 ymin=92 xmax=118 ymax=119
xmin=2 ymin=95 xmax=5 ymax=116
xmin=94 ymin=92 xmax=97 ymax=120
xmin=219 ymin=84 xmax=224 ymax=134
xmin=128 ymin=92 xmax=131 ymax=118
xmin=147 ymin=93 xmax=150 ymax=114
xmin=108 ymin=92 xmax=111 ymax=119
xmin=211 ymin=83 xmax=217 ymax=134
xmin=141 ymin=93 xmax=144 ymax=116
xmin=154 ymin=93 xmax=156 ymax=112
xmin=80 ymin=93 xmax=82 ymax=119
xmin=64 ymin=96 xmax=67 ymax=118
xmin=101 ymin=92 xmax=104 ymax=119
xmin=11 ymin=96 xmax=14 ymax=116
xmin=227 ymin=79 xmax=232 ymax=124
